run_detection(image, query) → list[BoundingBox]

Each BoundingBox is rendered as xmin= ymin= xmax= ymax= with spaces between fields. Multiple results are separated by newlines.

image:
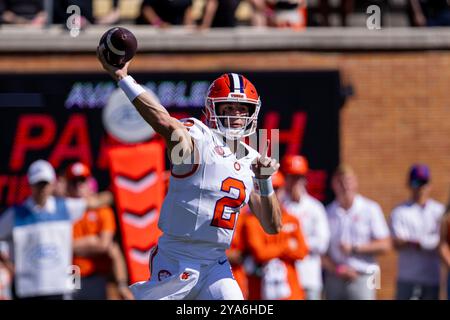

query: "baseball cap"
xmin=281 ymin=155 xmax=309 ymax=176
xmin=66 ymin=162 xmax=91 ymax=180
xmin=409 ymin=164 xmax=430 ymax=188
xmin=27 ymin=160 xmax=56 ymax=185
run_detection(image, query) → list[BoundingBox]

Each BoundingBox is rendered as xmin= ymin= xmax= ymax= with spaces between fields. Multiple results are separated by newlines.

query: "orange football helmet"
xmin=205 ymin=73 xmax=261 ymax=139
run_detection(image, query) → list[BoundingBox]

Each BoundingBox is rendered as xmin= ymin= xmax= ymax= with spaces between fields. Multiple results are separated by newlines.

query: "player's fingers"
xmin=257 ymin=156 xmax=269 ymax=167
xmin=274 ymin=162 xmax=280 ymax=171
xmin=261 ymin=139 xmax=270 ymax=160
xmin=268 ymin=158 xmax=278 ymax=168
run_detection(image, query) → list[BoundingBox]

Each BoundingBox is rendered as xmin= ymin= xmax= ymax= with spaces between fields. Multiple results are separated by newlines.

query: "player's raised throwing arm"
xmin=96 ymin=46 xmax=193 ymax=163
xmin=248 ymin=142 xmax=282 ymax=234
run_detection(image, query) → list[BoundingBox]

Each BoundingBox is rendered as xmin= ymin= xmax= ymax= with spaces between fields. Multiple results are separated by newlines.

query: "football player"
xmin=97 ymin=47 xmax=282 ymax=300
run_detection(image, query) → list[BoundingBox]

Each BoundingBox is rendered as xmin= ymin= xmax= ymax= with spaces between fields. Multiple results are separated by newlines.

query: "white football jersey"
xmin=158 ymin=118 xmax=259 ymax=262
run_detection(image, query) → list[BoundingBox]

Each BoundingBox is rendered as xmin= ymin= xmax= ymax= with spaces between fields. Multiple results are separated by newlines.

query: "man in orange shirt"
xmin=228 ymin=172 xmax=287 ymax=300
xmin=67 ymin=162 xmax=132 ymax=300
xmin=226 ymin=210 xmax=250 ymax=299
xmin=244 ymin=171 xmax=309 ymax=300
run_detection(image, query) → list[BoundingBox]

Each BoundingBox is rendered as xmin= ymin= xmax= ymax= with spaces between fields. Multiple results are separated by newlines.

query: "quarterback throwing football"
xmin=97 ymin=46 xmax=282 ymax=300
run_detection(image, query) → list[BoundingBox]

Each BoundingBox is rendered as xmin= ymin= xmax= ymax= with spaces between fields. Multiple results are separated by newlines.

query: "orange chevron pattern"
xmin=108 ymin=142 xmax=165 ymax=283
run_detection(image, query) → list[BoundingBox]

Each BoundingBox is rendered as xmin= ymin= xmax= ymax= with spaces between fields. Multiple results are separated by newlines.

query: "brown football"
xmin=99 ymin=27 xmax=137 ymax=68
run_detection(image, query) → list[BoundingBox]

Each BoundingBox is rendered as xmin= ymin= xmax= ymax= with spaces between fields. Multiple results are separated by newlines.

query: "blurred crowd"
xmin=226 ymin=156 xmax=450 ymax=300
xmin=0 ymin=156 xmax=449 ymax=300
xmin=0 ymin=160 xmax=133 ymax=300
xmin=1 ymin=0 xmax=450 ymax=32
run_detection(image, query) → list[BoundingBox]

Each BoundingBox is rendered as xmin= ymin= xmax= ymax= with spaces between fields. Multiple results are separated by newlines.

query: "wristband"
xmin=252 ymin=176 xmax=274 ymax=196
xmin=118 ymin=75 xmax=145 ymax=102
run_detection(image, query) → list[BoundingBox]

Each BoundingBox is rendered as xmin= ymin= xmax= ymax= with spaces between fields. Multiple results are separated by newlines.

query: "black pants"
xmin=396 ymin=281 xmax=439 ymax=300
xmin=17 ymin=294 xmax=65 ymax=300
xmin=72 ymin=274 xmax=108 ymax=300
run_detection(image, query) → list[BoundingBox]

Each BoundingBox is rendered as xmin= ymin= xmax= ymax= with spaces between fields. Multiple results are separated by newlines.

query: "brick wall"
xmin=1 ymin=51 xmax=449 ymax=299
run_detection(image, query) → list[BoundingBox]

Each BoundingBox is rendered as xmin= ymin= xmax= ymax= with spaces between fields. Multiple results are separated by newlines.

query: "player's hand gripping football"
xmin=252 ymin=140 xmax=280 ymax=179
xmin=96 ymin=44 xmax=130 ymax=82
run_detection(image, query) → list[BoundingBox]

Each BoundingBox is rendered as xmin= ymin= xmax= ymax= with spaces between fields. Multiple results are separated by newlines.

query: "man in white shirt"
xmin=0 ymin=160 xmax=112 ymax=299
xmin=0 ymin=241 xmax=13 ymax=300
xmin=280 ymin=155 xmax=330 ymax=300
xmin=323 ymin=165 xmax=391 ymax=300
xmin=390 ymin=164 xmax=445 ymax=300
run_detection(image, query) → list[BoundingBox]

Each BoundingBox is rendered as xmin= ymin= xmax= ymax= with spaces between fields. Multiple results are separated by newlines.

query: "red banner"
xmin=108 ymin=142 xmax=165 ymax=283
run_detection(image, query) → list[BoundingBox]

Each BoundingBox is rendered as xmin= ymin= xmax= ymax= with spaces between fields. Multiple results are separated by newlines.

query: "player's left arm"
xmin=249 ymin=191 xmax=282 ymax=235
xmin=248 ymin=142 xmax=282 ymax=235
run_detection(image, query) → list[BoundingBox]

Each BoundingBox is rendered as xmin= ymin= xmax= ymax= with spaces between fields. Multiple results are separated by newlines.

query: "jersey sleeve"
xmin=282 ymin=216 xmax=309 ymax=262
xmin=171 ymin=118 xmax=211 ymax=175
xmin=245 ymin=216 xmax=286 ymax=263
xmin=370 ymin=202 xmax=390 ymax=240
xmin=99 ymin=207 xmax=117 ymax=234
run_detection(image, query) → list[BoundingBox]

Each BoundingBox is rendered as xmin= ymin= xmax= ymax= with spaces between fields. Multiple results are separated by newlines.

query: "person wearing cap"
xmin=0 ymin=159 xmax=113 ymax=300
xmin=323 ymin=164 xmax=391 ymax=300
xmin=228 ymin=171 xmax=291 ymax=300
xmin=439 ymin=198 xmax=450 ymax=300
xmin=280 ymin=155 xmax=330 ymax=300
xmin=390 ymin=164 xmax=445 ymax=300
xmin=243 ymin=170 xmax=309 ymax=300
xmin=67 ymin=162 xmax=132 ymax=300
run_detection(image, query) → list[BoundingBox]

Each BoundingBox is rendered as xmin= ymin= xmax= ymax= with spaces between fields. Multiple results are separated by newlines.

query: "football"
xmin=99 ymin=27 xmax=137 ymax=68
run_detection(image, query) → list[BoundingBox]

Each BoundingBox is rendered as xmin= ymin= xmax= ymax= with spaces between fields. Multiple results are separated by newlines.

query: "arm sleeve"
xmin=171 ymin=118 xmax=208 ymax=172
xmin=419 ymin=204 xmax=445 ymax=250
xmin=179 ymin=118 xmax=209 ymax=144
xmin=282 ymin=220 xmax=309 ymax=261
xmin=245 ymin=218 xmax=286 ymax=263
xmin=370 ymin=203 xmax=390 ymax=239
xmin=99 ymin=207 xmax=117 ymax=233
xmin=306 ymin=204 xmax=331 ymax=255
xmin=0 ymin=208 xmax=14 ymax=240
xmin=65 ymin=198 xmax=87 ymax=222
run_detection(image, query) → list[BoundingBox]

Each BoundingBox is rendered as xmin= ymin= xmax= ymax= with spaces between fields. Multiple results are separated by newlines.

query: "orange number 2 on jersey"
xmin=211 ymin=177 xmax=246 ymax=230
